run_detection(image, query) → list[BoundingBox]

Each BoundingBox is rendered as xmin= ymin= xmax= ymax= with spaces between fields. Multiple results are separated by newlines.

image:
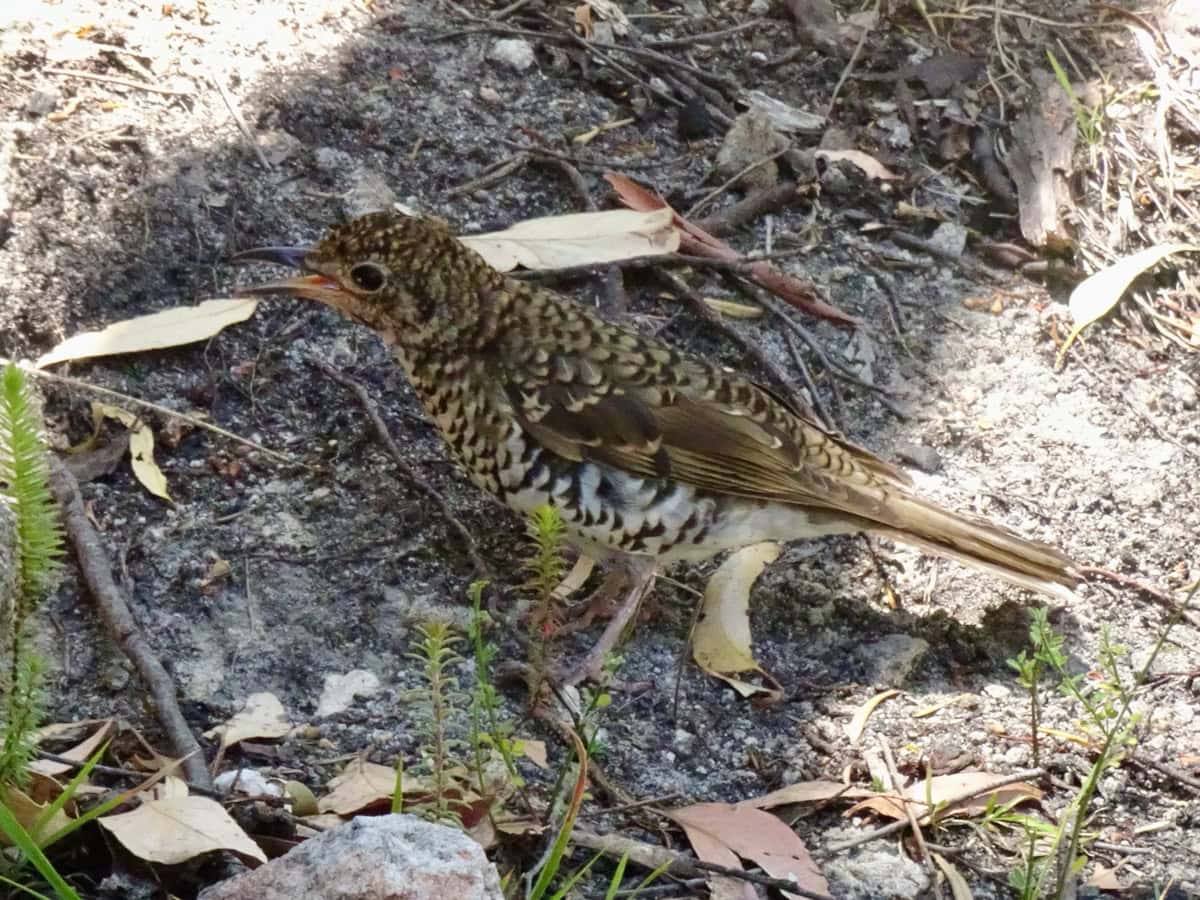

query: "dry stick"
xmin=43 ymin=66 xmax=191 ymax=96
xmin=685 ymin=151 xmax=791 ymax=219
xmin=571 ymin=828 xmax=836 ymax=900
xmin=826 ymin=0 xmax=876 ymax=117
xmin=48 ymin=461 xmax=212 ymax=790
xmin=1128 ymin=753 xmax=1200 ymax=795
xmin=306 ymin=357 xmax=491 ymax=581
xmin=37 ymin=752 xmax=223 ymax=799
xmin=821 ymin=768 xmax=1047 ymax=855
xmin=208 ymin=68 xmax=270 ymax=171
xmin=880 ymin=739 xmax=935 ymax=881
xmin=783 ymin=327 xmax=841 ymax=433
xmin=697 ymin=182 xmax=804 ymax=237
xmin=644 ymin=19 xmax=765 ymax=49
xmin=16 ymin=363 xmax=295 ymax=465
xmin=1077 ymin=566 xmax=1200 ymax=630
xmin=445 ymin=151 xmax=530 ymax=198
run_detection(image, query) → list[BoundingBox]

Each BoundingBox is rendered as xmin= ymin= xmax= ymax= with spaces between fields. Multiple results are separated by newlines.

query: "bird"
xmin=234 ymin=211 xmax=1078 ymax=683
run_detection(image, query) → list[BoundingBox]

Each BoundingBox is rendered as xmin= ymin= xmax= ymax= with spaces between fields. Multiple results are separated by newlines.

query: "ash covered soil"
xmin=1 ymin=0 xmax=1198 ymax=897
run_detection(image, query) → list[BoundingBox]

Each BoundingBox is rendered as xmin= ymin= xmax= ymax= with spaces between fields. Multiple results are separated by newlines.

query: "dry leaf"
xmin=932 ymin=851 xmax=974 ymax=900
xmin=29 ymin=719 xmax=114 ymax=778
xmin=553 ymin=555 xmax=596 ymax=599
xmin=92 ymin=403 xmax=171 ymax=502
xmin=815 ymin=149 xmax=898 ymax=180
xmin=740 ymin=780 xmax=873 ymax=810
xmin=693 ymin=543 xmax=780 ymax=698
xmin=203 ymin=692 xmax=289 ymax=751
xmin=36 ymin=298 xmax=259 ymax=368
xmin=844 ymin=771 xmax=1042 ymax=822
xmin=0 ymin=786 xmax=73 ymax=846
xmin=459 ymin=208 xmax=678 ymax=272
xmin=1058 ymin=243 xmax=1200 ymax=366
xmin=844 ymin=689 xmax=899 ymax=744
xmin=99 ymin=795 xmax=267 ymax=864
xmin=519 ymin=739 xmax=548 ymax=769
xmin=318 ymin=759 xmax=398 ymax=815
xmin=1085 ymin=864 xmax=1124 ymax=891
xmin=703 ymin=297 xmax=763 ymax=318
xmin=669 ymin=802 xmax=829 ymax=899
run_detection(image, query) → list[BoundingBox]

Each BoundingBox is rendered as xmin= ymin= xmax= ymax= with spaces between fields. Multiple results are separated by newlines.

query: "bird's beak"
xmin=231 ymin=246 xmax=348 ymax=305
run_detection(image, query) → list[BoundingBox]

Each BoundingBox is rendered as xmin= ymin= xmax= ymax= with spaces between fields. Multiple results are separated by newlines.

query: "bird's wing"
xmin=494 ymin=318 xmax=910 ymax=517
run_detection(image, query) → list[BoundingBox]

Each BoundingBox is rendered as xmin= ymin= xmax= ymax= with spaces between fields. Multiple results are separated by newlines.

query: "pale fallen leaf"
xmin=583 ymin=0 xmax=630 ymax=35
xmin=703 ymin=297 xmax=764 ymax=319
xmin=1085 ymin=864 xmax=1124 ymax=891
xmin=844 ymin=771 xmax=1043 ymax=822
xmin=36 ymin=298 xmax=259 ymax=368
xmin=669 ymin=802 xmax=829 ymax=899
xmin=693 ymin=543 xmax=780 ymax=698
xmin=815 ymin=149 xmax=898 ymax=181
xmin=932 ymin=851 xmax=973 ymax=900
xmin=740 ymin=780 xmax=873 ymax=810
xmin=92 ymin=402 xmax=171 ymax=502
xmin=1058 ymin=243 xmax=1200 ymax=366
xmin=29 ymin=719 xmax=114 ymax=777
xmin=459 ymin=208 xmax=679 ymax=272
xmin=318 ymin=759 xmax=398 ymax=815
xmin=844 ymin=689 xmax=899 ymax=744
xmin=99 ymin=795 xmax=266 ymax=864
xmin=573 ymin=116 xmax=635 ymax=146
xmin=519 ymin=739 xmax=548 ymax=769
xmin=553 ymin=555 xmax=596 ymax=600
xmin=203 ymin=692 xmax=290 ymax=751
xmin=911 ymin=694 xmax=967 ymax=718
xmin=0 ymin=786 xmax=73 ymax=847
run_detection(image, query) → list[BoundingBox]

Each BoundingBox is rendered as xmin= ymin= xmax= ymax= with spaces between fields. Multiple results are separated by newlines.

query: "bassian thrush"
xmin=235 ymin=212 xmax=1078 ymax=682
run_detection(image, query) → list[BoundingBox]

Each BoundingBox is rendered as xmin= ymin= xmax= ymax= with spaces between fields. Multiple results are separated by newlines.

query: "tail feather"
xmin=872 ymin=494 xmax=1078 ymax=602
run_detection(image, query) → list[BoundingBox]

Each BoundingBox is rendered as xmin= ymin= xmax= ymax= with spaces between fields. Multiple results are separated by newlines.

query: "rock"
xmin=893 ymin=441 xmax=942 ymax=474
xmin=317 ymin=669 xmax=383 ymax=717
xmin=927 ymin=221 xmax=967 ymax=258
xmin=983 ymin=683 xmax=1011 ymax=700
xmin=256 ymin=129 xmax=303 ymax=167
xmin=487 ymin=39 xmax=536 ymax=72
xmin=24 ymin=87 xmax=61 ymax=117
xmin=748 ymin=0 xmax=770 ymax=14
xmin=858 ymin=634 xmax=929 ymax=687
xmin=715 ymin=109 xmax=788 ymax=191
xmin=343 ymin=168 xmax=398 ymax=220
xmin=313 ymin=146 xmax=352 ymax=174
xmin=199 ymin=815 xmax=504 ymax=900
xmin=821 ymin=832 xmax=928 ymax=899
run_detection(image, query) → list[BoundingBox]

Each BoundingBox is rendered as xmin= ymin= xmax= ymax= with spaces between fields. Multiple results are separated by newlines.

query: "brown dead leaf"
xmin=669 ymin=802 xmax=829 ymax=899
xmin=318 ymin=759 xmax=398 ymax=815
xmin=29 ymin=719 xmax=114 ymax=778
xmin=844 ymin=689 xmax=899 ymax=744
xmin=99 ymin=795 xmax=266 ymax=865
xmin=815 ymin=149 xmax=898 ymax=181
xmin=844 ymin=771 xmax=1043 ymax=823
xmin=740 ymin=780 xmax=874 ymax=810
xmin=693 ymin=542 xmax=779 ymax=679
xmin=90 ymin=403 xmax=171 ymax=502
xmin=203 ymin=692 xmax=290 ymax=751
xmin=1085 ymin=864 xmax=1124 ymax=891
xmin=459 ymin=208 xmax=678 ymax=272
xmin=0 ymin=786 xmax=73 ymax=846
xmin=605 ymin=172 xmax=858 ymax=326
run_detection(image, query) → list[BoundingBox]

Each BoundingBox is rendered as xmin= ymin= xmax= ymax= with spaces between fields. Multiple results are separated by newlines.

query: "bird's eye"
xmin=349 ymin=262 xmax=387 ymax=293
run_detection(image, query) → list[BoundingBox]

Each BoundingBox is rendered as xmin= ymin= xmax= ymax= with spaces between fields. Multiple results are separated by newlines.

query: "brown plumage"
xmin=235 ymin=212 xmax=1077 ymax=678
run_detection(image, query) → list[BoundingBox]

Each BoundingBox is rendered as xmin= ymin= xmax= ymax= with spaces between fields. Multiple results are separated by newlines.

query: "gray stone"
xmin=894 ymin=441 xmax=942 ymax=474
xmin=198 ymin=814 xmax=503 ymax=900
xmin=343 ymin=168 xmax=398 ymax=219
xmin=821 ymin=832 xmax=929 ymax=899
xmin=858 ymin=634 xmax=929 ymax=687
xmin=317 ymin=669 xmax=383 ymax=718
xmin=487 ymin=39 xmax=536 ymax=72
xmin=715 ymin=109 xmax=788 ymax=191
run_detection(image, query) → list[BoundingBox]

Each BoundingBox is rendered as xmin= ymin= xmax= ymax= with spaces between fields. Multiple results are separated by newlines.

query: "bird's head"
xmin=233 ymin=211 xmax=507 ymax=355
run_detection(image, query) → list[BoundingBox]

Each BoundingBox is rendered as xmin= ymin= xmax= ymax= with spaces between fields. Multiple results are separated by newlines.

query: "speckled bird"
xmin=235 ymin=211 xmax=1078 ymax=681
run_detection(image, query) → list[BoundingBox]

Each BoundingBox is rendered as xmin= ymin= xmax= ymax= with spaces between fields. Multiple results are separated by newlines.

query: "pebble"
xmin=487 ymin=38 xmax=535 ymax=72
xmin=983 ymin=683 xmax=1012 ymax=700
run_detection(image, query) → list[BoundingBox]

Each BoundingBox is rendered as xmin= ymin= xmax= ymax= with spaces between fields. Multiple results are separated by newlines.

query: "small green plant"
xmin=524 ymin=505 xmax=567 ymax=690
xmin=0 ymin=363 xmax=64 ymax=789
xmin=1005 ymin=580 xmax=1196 ymax=899
xmin=1046 ymin=50 xmax=1104 ymax=146
xmin=466 ymin=580 xmax=523 ymax=803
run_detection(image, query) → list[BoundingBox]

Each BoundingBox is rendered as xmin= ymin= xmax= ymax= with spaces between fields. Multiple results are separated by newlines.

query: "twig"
xmin=306 ymin=357 xmax=491 ymax=580
xmin=571 ymin=827 xmax=836 ymax=900
xmin=48 ymin=460 xmax=212 ymax=789
xmin=783 ymin=327 xmax=841 ymax=433
xmin=685 ymin=151 xmax=791 ymax=219
xmin=13 ymin=362 xmax=295 ymax=465
xmin=880 ymin=739 xmax=935 ymax=878
xmin=1127 ymin=753 xmax=1200 ymax=795
xmin=43 ymin=66 xmax=191 ymax=96
xmin=696 ymin=182 xmax=803 ymax=237
xmin=37 ymin=751 xmax=223 ymax=799
xmin=820 ymin=768 xmax=1046 ymax=855
xmin=208 ymin=68 xmax=270 ymax=170
xmin=1080 ymin=566 xmax=1200 ymax=629
xmin=826 ymin=1 xmax=876 ymax=117
xmin=490 ymin=0 xmax=540 ymax=20
xmin=445 ymin=151 xmax=530 ymax=198
xmin=644 ymin=19 xmax=764 ymax=49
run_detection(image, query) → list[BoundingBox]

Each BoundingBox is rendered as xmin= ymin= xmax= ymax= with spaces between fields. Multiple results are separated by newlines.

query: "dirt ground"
xmin=1 ymin=0 xmax=1198 ymax=897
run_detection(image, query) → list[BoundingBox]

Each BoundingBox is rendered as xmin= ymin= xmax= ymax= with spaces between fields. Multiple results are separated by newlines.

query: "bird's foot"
xmin=556 ymin=561 xmax=656 ymax=686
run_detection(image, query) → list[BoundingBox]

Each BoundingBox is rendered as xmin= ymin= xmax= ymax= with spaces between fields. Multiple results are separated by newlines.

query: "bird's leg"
xmin=559 ymin=557 xmax=657 ymax=686
xmin=555 ymin=566 xmax=633 ymax=635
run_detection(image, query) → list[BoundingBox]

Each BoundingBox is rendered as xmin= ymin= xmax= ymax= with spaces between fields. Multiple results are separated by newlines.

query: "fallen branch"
xmin=48 ymin=460 xmax=212 ymax=789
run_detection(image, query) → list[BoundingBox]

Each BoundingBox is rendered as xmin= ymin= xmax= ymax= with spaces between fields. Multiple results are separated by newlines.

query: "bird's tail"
xmin=871 ymin=494 xmax=1078 ymax=602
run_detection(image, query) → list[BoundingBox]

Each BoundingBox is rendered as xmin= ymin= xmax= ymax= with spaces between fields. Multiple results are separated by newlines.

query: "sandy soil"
xmin=1 ymin=0 xmax=1198 ymax=897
